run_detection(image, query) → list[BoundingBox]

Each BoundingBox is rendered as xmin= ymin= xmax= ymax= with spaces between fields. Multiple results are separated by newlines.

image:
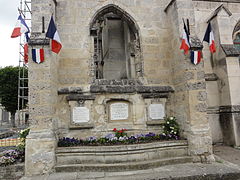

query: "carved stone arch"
xmin=89 ymin=4 xmax=140 ymax=37
xmin=233 ymin=20 xmax=240 ymax=40
xmin=89 ymin=4 xmax=142 ymax=81
xmin=233 ymin=20 xmax=240 ymax=50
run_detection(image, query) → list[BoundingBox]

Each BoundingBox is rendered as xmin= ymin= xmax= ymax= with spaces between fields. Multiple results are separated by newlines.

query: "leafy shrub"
xmin=162 ymin=116 xmax=180 ymax=140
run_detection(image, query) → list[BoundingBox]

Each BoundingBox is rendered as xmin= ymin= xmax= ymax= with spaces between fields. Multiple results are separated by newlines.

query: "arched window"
xmin=233 ymin=32 xmax=240 ymax=50
xmin=90 ymin=5 xmax=141 ymax=80
xmin=233 ymin=21 xmax=240 ymax=50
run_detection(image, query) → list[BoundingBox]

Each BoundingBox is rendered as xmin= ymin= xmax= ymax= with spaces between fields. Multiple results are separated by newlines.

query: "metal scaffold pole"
xmin=17 ymin=0 xmax=31 ymax=128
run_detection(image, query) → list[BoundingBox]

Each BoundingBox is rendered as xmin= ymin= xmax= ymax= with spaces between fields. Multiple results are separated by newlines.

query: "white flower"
xmin=167 ymin=121 xmax=169 ymax=124
xmin=170 ymin=117 xmax=174 ymax=120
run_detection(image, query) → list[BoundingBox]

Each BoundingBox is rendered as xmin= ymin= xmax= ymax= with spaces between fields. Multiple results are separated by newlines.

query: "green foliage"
xmin=0 ymin=66 xmax=28 ymax=114
xmin=17 ymin=128 xmax=30 ymax=151
xmin=162 ymin=116 xmax=180 ymax=137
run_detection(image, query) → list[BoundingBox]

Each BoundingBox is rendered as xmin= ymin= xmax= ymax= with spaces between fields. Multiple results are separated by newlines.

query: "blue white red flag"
xmin=203 ymin=23 xmax=216 ymax=53
xmin=190 ymin=50 xmax=202 ymax=65
xmin=32 ymin=48 xmax=45 ymax=64
xmin=11 ymin=15 xmax=30 ymax=38
xmin=46 ymin=16 xmax=62 ymax=54
xmin=180 ymin=21 xmax=190 ymax=54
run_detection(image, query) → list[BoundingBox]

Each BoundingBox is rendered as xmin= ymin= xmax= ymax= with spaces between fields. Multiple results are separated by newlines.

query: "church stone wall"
xmin=55 ymin=0 xmax=174 ymax=138
xmin=25 ymin=0 xmax=240 ymax=176
xmin=193 ymin=0 xmax=240 ymax=144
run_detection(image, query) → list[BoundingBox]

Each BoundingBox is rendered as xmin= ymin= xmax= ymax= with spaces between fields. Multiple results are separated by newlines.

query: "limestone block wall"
xmin=56 ymin=0 xmax=172 ymax=87
xmin=26 ymin=0 xmax=59 ymax=176
xmin=166 ymin=0 xmax=213 ymax=161
xmin=55 ymin=0 xmax=176 ymax=138
xmin=193 ymin=0 xmax=240 ymax=145
xmin=27 ymin=0 xmax=238 ymax=176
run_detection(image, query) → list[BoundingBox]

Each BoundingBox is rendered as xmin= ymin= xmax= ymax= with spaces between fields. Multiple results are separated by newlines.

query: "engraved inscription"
xmin=110 ymin=103 xmax=129 ymax=120
xmin=73 ymin=107 xmax=90 ymax=123
xmin=149 ymin=104 xmax=165 ymax=120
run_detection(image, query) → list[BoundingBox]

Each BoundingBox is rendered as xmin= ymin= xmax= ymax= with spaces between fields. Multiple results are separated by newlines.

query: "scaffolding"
xmin=17 ymin=0 xmax=31 ymax=127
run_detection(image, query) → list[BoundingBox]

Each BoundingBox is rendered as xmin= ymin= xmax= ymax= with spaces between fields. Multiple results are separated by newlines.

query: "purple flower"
xmin=87 ymin=136 xmax=97 ymax=142
xmin=136 ymin=134 xmax=145 ymax=138
xmin=105 ymin=133 xmax=115 ymax=140
xmin=145 ymin=132 xmax=156 ymax=137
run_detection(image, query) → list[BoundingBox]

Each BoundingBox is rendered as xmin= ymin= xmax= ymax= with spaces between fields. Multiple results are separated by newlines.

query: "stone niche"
xmin=145 ymin=98 xmax=167 ymax=126
xmin=67 ymin=95 xmax=95 ymax=129
xmin=107 ymin=100 xmax=132 ymax=122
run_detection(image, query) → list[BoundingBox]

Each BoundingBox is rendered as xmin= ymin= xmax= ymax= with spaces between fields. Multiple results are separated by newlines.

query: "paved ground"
xmin=214 ymin=144 xmax=240 ymax=166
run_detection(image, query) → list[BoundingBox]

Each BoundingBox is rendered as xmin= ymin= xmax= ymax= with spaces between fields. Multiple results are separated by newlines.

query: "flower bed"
xmin=58 ymin=132 xmax=180 ymax=147
xmin=0 ymin=149 xmax=24 ymax=167
xmin=0 ymin=128 xmax=29 ymax=167
xmin=58 ymin=116 xmax=181 ymax=147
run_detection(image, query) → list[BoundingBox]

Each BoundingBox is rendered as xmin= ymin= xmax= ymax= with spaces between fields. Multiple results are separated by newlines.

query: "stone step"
xmin=56 ymin=140 xmax=189 ymax=165
xmin=55 ymin=156 xmax=193 ymax=172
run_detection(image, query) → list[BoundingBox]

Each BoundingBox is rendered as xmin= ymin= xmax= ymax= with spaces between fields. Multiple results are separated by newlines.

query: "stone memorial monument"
xmin=25 ymin=0 xmax=240 ymax=176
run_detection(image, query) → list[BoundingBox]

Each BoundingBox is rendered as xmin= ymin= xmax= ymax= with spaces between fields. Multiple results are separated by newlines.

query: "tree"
xmin=0 ymin=66 xmax=28 ymax=127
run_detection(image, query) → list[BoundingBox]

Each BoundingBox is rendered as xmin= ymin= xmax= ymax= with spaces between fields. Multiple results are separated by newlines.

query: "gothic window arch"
xmin=233 ymin=32 xmax=240 ymax=50
xmin=233 ymin=21 xmax=240 ymax=50
xmin=89 ymin=4 xmax=142 ymax=80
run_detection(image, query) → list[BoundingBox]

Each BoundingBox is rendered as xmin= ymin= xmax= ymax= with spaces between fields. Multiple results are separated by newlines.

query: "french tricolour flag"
xmin=46 ymin=16 xmax=62 ymax=54
xmin=203 ymin=23 xmax=216 ymax=53
xmin=180 ymin=22 xmax=190 ymax=55
xmin=11 ymin=15 xmax=29 ymax=38
xmin=32 ymin=49 xmax=45 ymax=64
xmin=190 ymin=51 xmax=202 ymax=65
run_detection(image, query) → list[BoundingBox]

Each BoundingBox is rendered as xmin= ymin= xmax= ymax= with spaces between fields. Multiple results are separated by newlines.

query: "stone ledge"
xmin=142 ymin=93 xmax=169 ymax=99
xmin=220 ymin=105 xmax=240 ymax=113
xmin=146 ymin=120 xmax=164 ymax=126
xmin=28 ymin=38 xmax=50 ymax=46
xmin=58 ymin=87 xmax=83 ymax=95
xmin=57 ymin=140 xmax=188 ymax=153
xmin=90 ymin=85 xmax=174 ymax=94
xmin=205 ymin=73 xmax=219 ymax=81
xmin=93 ymin=79 xmax=143 ymax=86
xmin=207 ymin=106 xmax=220 ymax=114
xmin=66 ymin=95 xmax=96 ymax=101
xmin=221 ymin=44 xmax=240 ymax=57
xmin=69 ymin=123 xmax=94 ymax=130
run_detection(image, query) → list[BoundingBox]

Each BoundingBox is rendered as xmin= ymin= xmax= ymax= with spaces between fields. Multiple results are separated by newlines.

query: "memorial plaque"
xmin=149 ymin=104 xmax=165 ymax=120
xmin=110 ymin=102 xmax=129 ymax=120
xmin=72 ymin=107 xmax=90 ymax=123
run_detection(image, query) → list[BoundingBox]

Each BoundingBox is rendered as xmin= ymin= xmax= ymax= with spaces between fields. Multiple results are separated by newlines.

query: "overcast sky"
xmin=0 ymin=0 xmax=23 ymax=67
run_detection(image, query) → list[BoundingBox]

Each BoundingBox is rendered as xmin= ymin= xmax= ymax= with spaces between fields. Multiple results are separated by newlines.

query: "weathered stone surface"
xmin=26 ymin=0 xmax=240 ymax=176
xmin=28 ymin=38 xmax=50 ymax=46
xmin=66 ymin=95 xmax=95 ymax=101
xmin=221 ymin=44 xmax=240 ymax=57
xmin=90 ymin=85 xmax=174 ymax=94
xmin=205 ymin=73 xmax=219 ymax=81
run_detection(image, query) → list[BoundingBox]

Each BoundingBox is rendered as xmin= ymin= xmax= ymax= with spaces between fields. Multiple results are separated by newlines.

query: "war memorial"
xmin=24 ymin=0 xmax=240 ymax=178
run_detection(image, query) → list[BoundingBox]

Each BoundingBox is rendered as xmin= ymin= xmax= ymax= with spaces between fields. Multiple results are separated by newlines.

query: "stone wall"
xmin=193 ymin=0 xmax=240 ymax=145
xmin=0 ymin=164 xmax=24 ymax=180
xmin=55 ymin=0 xmax=175 ymax=139
xmin=26 ymin=0 xmax=240 ymax=176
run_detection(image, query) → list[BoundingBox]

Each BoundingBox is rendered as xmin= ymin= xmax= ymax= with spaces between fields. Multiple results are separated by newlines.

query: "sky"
xmin=0 ymin=0 xmax=24 ymax=67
